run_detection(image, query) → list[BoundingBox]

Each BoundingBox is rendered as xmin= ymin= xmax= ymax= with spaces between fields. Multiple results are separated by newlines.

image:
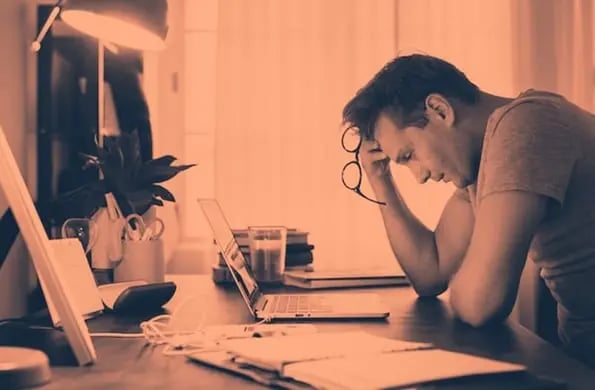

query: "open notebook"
xmin=189 ymin=331 xmax=529 ymax=389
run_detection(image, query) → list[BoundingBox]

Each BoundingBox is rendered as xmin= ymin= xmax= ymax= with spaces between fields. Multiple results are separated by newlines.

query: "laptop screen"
xmin=198 ymin=199 xmax=262 ymax=308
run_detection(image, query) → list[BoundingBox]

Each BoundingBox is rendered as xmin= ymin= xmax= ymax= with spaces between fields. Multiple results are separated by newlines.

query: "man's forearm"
xmin=371 ymin=175 xmax=447 ymax=295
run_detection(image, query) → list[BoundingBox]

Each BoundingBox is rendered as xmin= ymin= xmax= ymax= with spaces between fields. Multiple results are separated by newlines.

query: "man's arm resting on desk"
xmin=371 ymin=175 xmax=474 ymax=297
xmin=449 ymin=190 xmax=549 ymax=327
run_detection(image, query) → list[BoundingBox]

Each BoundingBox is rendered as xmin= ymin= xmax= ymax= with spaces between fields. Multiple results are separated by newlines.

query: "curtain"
xmin=513 ymin=0 xmax=593 ymax=110
xmin=211 ymin=0 xmax=398 ymax=269
xmin=394 ymin=0 xmax=515 ymax=231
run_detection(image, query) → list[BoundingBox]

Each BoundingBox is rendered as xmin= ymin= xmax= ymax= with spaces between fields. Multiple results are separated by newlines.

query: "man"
xmin=342 ymin=54 xmax=595 ymax=367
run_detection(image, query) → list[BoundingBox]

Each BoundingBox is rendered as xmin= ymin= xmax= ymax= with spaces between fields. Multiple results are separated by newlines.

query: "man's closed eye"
xmin=398 ymin=151 xmax=413 ymax=164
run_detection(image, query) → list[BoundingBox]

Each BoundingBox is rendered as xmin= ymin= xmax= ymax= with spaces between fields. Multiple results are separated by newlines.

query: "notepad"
xmin=44 ymin=238 xmax=104 ymax=326
xmin=218 ymin=330 xmax=526 ymax=389
xmin=220 ymin=331 xmax=431 ymax=373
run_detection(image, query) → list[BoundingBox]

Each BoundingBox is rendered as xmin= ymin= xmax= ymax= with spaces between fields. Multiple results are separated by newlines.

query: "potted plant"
xmin=48 ymin=130 xmax=195 ymax=223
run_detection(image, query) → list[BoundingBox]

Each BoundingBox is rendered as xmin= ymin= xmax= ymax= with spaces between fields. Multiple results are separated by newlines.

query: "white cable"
xmin=89 ymin=295 xmax=279 ymax=356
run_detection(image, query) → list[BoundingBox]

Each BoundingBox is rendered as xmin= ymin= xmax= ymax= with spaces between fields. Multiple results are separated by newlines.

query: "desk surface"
xmin=31 ymin=275 xmax=595 ymax=389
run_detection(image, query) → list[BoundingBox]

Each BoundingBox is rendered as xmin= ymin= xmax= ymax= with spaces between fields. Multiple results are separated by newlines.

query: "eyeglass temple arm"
xmin=356 ymin=189 xmax=387 ymax=206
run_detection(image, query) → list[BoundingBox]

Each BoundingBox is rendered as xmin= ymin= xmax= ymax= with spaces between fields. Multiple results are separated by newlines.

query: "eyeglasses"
xmin=341 ymin=127 xmax=386 ymax=206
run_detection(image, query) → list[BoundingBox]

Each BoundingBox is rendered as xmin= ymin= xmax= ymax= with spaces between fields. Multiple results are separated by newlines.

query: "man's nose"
xmin=410 ymin=163 xmax=430 ymax=184
xmin=417 ymin=171 xmax=431 ymax=184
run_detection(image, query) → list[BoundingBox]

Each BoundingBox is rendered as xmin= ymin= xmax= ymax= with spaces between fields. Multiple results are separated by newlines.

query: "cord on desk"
xmin=0 ymin=294 xmax=275 ymax=356
xmin=91 ymin=294 xmax=212 ymax=355
xmin=91 ymin=297 xmax=276 ymax=357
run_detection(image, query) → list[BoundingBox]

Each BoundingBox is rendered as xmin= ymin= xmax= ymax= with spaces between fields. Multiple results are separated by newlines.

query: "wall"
xmin=395 ymin=0 xmax=514 ymax=230
xmin=0 ymin=0 xmax=35 ymax=318
xmin=143 ymin=0 xmax=187 ymax=267
xmin=206 ymin=0 xmax=398 ymax=271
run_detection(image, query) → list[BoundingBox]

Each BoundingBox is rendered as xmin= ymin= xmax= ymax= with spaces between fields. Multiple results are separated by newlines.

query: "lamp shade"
xmin=60 ymin=0 xmax=168 ymax=50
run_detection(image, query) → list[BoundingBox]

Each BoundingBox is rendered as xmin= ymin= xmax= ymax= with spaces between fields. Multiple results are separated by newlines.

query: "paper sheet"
xmin=283 ymin=349 xmax=526 ymax=389
xmin=220 ymin=331 xmax=431 ymax=372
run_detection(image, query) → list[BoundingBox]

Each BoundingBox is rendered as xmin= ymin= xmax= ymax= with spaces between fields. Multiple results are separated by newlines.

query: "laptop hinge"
xmin=254 ymin=295 xmax=269 ymax=314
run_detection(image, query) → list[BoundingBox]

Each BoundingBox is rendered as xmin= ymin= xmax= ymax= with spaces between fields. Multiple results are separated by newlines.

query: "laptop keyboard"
xmin=269 ymin=295 xmax=333 ymax=314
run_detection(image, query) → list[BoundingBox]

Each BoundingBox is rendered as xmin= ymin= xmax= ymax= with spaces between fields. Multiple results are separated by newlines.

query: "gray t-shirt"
xmin=460 ymin=89 xmax=595 ymax=365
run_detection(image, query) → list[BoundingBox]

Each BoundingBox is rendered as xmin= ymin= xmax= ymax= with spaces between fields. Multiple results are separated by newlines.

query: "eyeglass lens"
xmin=341 ymin=160 xmax=362 ymax=190
xmin=340 ymin=127 xmax=386 ymax=205
xmin=341 ymin=127 xmax=361 ymax=152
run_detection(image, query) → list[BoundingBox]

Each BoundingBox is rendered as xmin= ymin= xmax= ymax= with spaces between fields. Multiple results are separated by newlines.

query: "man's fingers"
xmin=365 ymin=150 xmax=389 ymax=162
xmin=361 ymin=139 xmax=382 ymax=152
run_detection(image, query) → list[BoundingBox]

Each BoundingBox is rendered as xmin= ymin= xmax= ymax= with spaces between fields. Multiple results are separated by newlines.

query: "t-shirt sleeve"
xmin=480 ymin=101 xmax=578 ymax=206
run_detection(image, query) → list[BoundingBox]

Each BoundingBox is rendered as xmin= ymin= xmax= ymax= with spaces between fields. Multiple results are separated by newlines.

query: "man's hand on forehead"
xmin=362 ymin=138 xmax=383 ymax=153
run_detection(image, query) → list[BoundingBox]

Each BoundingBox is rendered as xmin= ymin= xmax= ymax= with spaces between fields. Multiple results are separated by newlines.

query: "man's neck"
xmin=458 ymin=91 xmax=514 ymax=183
xmin=463 ymin=91 xmax=512 ymax=149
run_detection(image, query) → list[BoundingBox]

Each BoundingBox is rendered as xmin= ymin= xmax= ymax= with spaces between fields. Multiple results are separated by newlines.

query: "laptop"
xmin=198 ymin=198 xmax=390 ymax=320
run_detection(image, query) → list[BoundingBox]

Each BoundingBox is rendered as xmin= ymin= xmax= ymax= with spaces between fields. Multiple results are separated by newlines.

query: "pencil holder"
xmin=113 ymin=238 xmax=165 ymax=283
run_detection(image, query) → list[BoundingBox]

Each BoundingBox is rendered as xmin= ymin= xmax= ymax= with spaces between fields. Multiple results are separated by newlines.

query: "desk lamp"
xmin=32 ymin=0 xmax=168 ymax=51
xmin=1 ymin=2 xmax=169 ymax=388
xmin=34 ymin=0 xmax=169 ymax=270
xmin=32 ymin=0 xmax=168 ymax=145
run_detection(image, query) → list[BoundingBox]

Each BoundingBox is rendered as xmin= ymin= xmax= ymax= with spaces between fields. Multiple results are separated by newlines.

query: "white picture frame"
xmin=0 ymin=125 xmax=96 ymax=366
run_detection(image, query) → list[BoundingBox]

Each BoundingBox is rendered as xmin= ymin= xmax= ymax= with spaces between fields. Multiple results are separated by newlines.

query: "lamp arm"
xmin=31 ymin=0 xmax=65 ymax=52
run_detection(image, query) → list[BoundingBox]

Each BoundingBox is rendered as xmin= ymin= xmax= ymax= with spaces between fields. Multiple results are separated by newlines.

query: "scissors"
xmin=122 ymin=213 xmax=165 ymax=241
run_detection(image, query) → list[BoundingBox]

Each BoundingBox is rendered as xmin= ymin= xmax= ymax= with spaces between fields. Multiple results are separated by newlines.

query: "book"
xmin=230 ymin=228 xmax=309 ymax=246
xmin=212 ymin=264 xmax=314 ymax=285
xmin=212 ymin=264 xmax=234 ymax=284
xmin=217 ymin=246 xmax=314 ymax=268
xmin=282 ymin=267 xmax=409 ymax=289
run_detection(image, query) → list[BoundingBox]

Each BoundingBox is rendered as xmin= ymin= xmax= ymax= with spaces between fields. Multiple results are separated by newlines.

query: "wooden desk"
xmin=25 ymin=275 xmax=595 ymax=389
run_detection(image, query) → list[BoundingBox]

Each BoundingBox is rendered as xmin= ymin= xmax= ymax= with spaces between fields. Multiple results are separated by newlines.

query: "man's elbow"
xmin=454 ymin=308 xmax=505 ymax=328
xmin=450 ymin=295 xmax=510 ymax=327
xmin=411 ymin=280 xmax=448 ymax=298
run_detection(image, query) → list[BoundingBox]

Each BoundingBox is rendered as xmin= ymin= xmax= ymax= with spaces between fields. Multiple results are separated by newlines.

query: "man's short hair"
xmin=342 ymin=54 xmax=480 ymax=140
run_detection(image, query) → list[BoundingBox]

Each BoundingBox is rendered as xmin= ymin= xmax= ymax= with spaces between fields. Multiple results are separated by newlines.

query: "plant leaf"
xmin=147 ymin=155 xmax=177 ymax=167
xmin=152 ymin=185 xmax=175 ymax=202
xmin=137 ymin=163 xmax=196 ymax=185
xmin=150 ymin=197 xmax=164 ymax=207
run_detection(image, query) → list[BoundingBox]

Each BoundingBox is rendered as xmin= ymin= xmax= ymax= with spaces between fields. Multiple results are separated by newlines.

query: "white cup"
xmin=113 ymin=238 xmax=165 ymax=283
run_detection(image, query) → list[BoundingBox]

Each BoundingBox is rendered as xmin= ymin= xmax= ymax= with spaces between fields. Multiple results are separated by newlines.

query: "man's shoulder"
xmin=487 ymin=89 xmax=566 ymax=136
xmin=476 ymin=90 xmax=587 ymax=207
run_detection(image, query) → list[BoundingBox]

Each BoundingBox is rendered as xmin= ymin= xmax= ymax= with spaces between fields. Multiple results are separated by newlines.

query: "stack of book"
xmin=212 ymin=228 xmax=313 ymax=284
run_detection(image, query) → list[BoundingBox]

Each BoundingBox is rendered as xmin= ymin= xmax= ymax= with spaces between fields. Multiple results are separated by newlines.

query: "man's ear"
xmin=424 ymin=94 xmax=455 ymax=127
